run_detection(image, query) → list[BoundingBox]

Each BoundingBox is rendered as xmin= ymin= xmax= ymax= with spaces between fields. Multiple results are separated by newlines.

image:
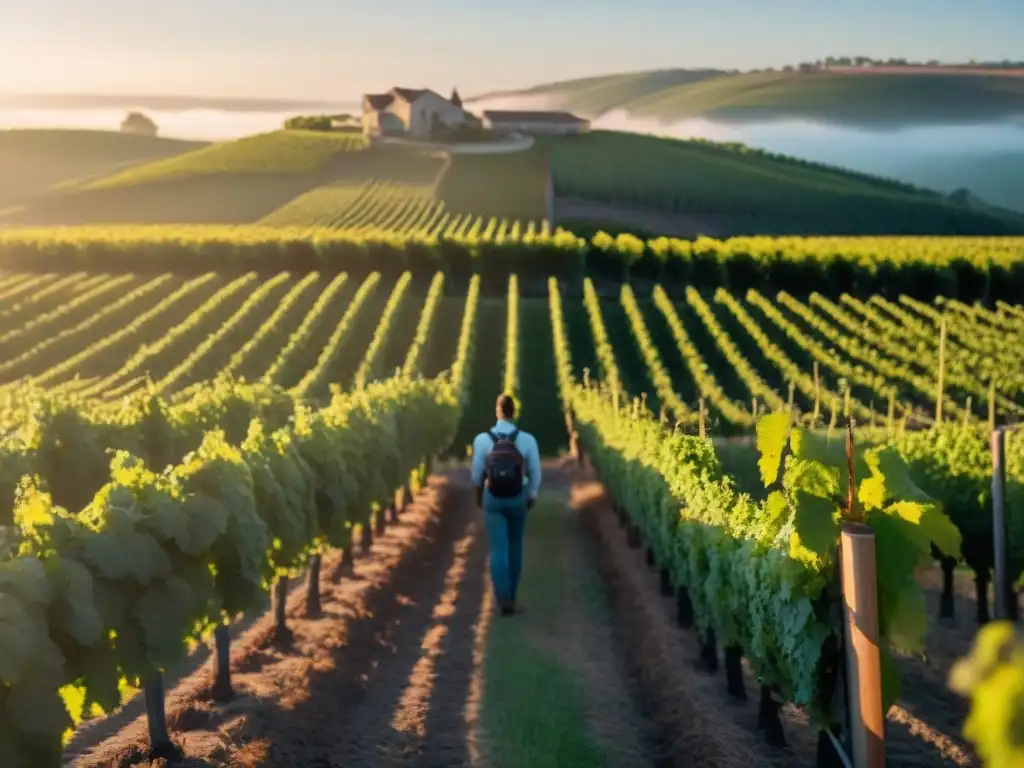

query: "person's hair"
xmin=496 ymin=393 xmax=516 ymax=420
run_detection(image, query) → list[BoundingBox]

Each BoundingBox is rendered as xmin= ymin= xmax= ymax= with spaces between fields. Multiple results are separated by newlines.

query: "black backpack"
xmin=485 ymin=430 xmax=524 ymax=498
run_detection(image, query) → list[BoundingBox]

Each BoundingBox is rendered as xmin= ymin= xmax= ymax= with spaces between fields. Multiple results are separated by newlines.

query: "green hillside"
xmin=0 ymin=129 xmax=203 ymax=209
xmin=546 ymin=131 xmax=1023 ymax=237
xmin=477 ymin=69 xmax=1024 ymax=126
xmin=87 ymin=130 xmax=368 ymax=189
xmin=1 ymin=130 xmax=371 ymax=227
xmin=2 ymin=126 xmax=1020 ymax=237
xmin=891 ymin=151 xmax=1024 ymax=213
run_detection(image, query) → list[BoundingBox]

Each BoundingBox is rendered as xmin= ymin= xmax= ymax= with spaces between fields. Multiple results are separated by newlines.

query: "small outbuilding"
xmin=479 ymin=110 xmax=590 ymax=135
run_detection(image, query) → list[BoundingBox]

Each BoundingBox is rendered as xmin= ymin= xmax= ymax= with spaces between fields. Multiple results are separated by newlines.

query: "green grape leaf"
xmin=70 ymin=642 xmax=123 ymax=718
xmin=789 ymin=491 xmax=839 ymax=562
xmin=50 ymin=557 xmax=103 ymax=646
xmin=7 ymin=671 xmax=72 ymax=737
xmin=765 ymin=491 xmax=789 ymax=525
xmin=885 ymin=500 xmax=962 ymax=561
xmin=882 ymin=579 xmax=928 ymax=653
xmin=857 ymin=476 xmax=888 ymax=512
xmin=756 ymin=411 xmax=791 ymax=486
xmin=791 ymin=429 xmax=869 ymax=495
xmin=786 ymin=457 xmax=841 ymax=500
xmin=81 ymin=525 xmax=170 ymax=584
xmin=133 ymin=575 xmax=195 ymax=669
xmin=863 ymin=446 xmax=934 ymax=505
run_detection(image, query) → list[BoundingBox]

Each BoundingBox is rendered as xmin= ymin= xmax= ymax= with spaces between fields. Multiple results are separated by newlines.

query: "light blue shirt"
xmin=470 ymin=419 xmax=542 ymax=500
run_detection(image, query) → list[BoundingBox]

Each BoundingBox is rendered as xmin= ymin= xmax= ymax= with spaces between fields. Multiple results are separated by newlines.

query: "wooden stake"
xmin=936 ymin=318 xmax=947 ymax=424
xmin=963 ymin=397 xmax=973 ymax=427
xmin=813 ymin=361 xmax=821 ymax=424
xmin=752 ymin=397 xmax=759 ymax=421
xmin=993 ymin=428 xmax=1011 ymax=620
xmin=841 ymin=523 xmax=886 ymax=768
xmin=886 ymin=392 xmax=895 ymax=435
xmin=989 ymin=379 xmax=997 ymax=432
xmin=788 ymin=381 xmax=795 ymax=411
xmin=699 ymin=398 xmax=707 ymax=438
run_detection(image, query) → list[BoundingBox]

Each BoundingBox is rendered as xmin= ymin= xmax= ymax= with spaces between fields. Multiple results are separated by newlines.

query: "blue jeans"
xmin=483 ymin=489 xmax=528 ymax=605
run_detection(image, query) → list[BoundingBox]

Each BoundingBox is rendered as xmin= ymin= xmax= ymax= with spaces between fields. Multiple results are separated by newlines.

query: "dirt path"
xmin=68 ymin=464 xmax=658 ymax=768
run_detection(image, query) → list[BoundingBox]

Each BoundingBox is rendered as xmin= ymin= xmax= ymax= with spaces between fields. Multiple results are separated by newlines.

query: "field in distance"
xmin=1 ymin=126 xmax=1021 ymax=238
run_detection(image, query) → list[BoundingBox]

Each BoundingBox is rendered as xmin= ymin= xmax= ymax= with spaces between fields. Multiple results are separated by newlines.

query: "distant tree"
xmin=450 ymin=87 xmax=463 ymax=108
xmin=782 ymin=65 xmax=794 ymax=72
xmin=121 ymin=111 xmax=158 ymax=137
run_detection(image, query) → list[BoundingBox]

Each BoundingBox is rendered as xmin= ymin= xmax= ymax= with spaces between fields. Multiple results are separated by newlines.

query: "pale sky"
xmin=1 ymin=0 xmax=1021 ymax=101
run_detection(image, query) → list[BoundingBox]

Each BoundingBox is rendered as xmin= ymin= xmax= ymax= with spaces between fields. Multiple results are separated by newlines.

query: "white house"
xmin=480 ymin=110 xmax=590 ymax=135
xmin=362 ymin=87 xmax=474 ymax=138
xmin=361 ymin=86 xmax=589 ymax=139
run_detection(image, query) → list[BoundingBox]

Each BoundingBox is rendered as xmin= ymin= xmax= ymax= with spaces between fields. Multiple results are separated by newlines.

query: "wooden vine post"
xmin=935 ymin=318 xmax=947 ymax=424
xmin=144 ymin=674 xmax=177 ymax=758
xmin=988 ymin=380 xmax=997 ymax=433
xmin=211 ymin=623 xmax=233 ymax=701
xmin=813 ymin=361 xmax=821 ymax=424
xmin=839 ymin=418 xmax=886 ymax=768
xmin=992 ymin=428 xmax=1013 ymax=621
xmin=699 ymin=398 xmax=707 ymax=439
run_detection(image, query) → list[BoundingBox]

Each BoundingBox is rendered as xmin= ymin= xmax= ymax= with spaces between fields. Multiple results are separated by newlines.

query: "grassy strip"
xmin=479 ymin=492 xmax=612 ymax=768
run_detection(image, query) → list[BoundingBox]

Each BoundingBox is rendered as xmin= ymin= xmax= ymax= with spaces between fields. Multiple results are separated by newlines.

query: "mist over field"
xmin=0 ymin=105 xmax=359 ymax=141
xmin=471 ymin=94 xmax=1024 ymax=211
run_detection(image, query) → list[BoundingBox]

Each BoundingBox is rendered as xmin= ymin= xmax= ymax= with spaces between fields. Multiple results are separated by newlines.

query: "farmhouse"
xmin=361 ymin=85 xmax=589 ymax=138
xmin=361 ymin=87 xmax=474 ymax=138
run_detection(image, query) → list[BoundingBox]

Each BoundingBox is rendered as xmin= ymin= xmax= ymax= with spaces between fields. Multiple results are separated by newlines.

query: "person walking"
xmin=470 ymin=393 xmax=542 ymax=616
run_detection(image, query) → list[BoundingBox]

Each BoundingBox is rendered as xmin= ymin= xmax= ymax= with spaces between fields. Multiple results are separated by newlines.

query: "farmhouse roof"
xmin=364 ymin=93 xmax=394 ymax=110
xmin=364 ymin=86 xmax=462 ymax=112
xmin=391 ymin=87 xmax=429 ymax=102
xmin=482 ymin=110 xmax=587 ymax=125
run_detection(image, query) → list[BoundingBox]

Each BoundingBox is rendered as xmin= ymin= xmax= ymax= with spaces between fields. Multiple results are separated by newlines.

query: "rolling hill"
xmin=0 ymin=129 xmax=204 ymax=211
xmin=2 ymin=125 xmax=1020 ymax=237
xmin=473 ymin=68 xmax=1024 ymax=126
xmin=1 ymin=130 xmax=371 ymax=226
